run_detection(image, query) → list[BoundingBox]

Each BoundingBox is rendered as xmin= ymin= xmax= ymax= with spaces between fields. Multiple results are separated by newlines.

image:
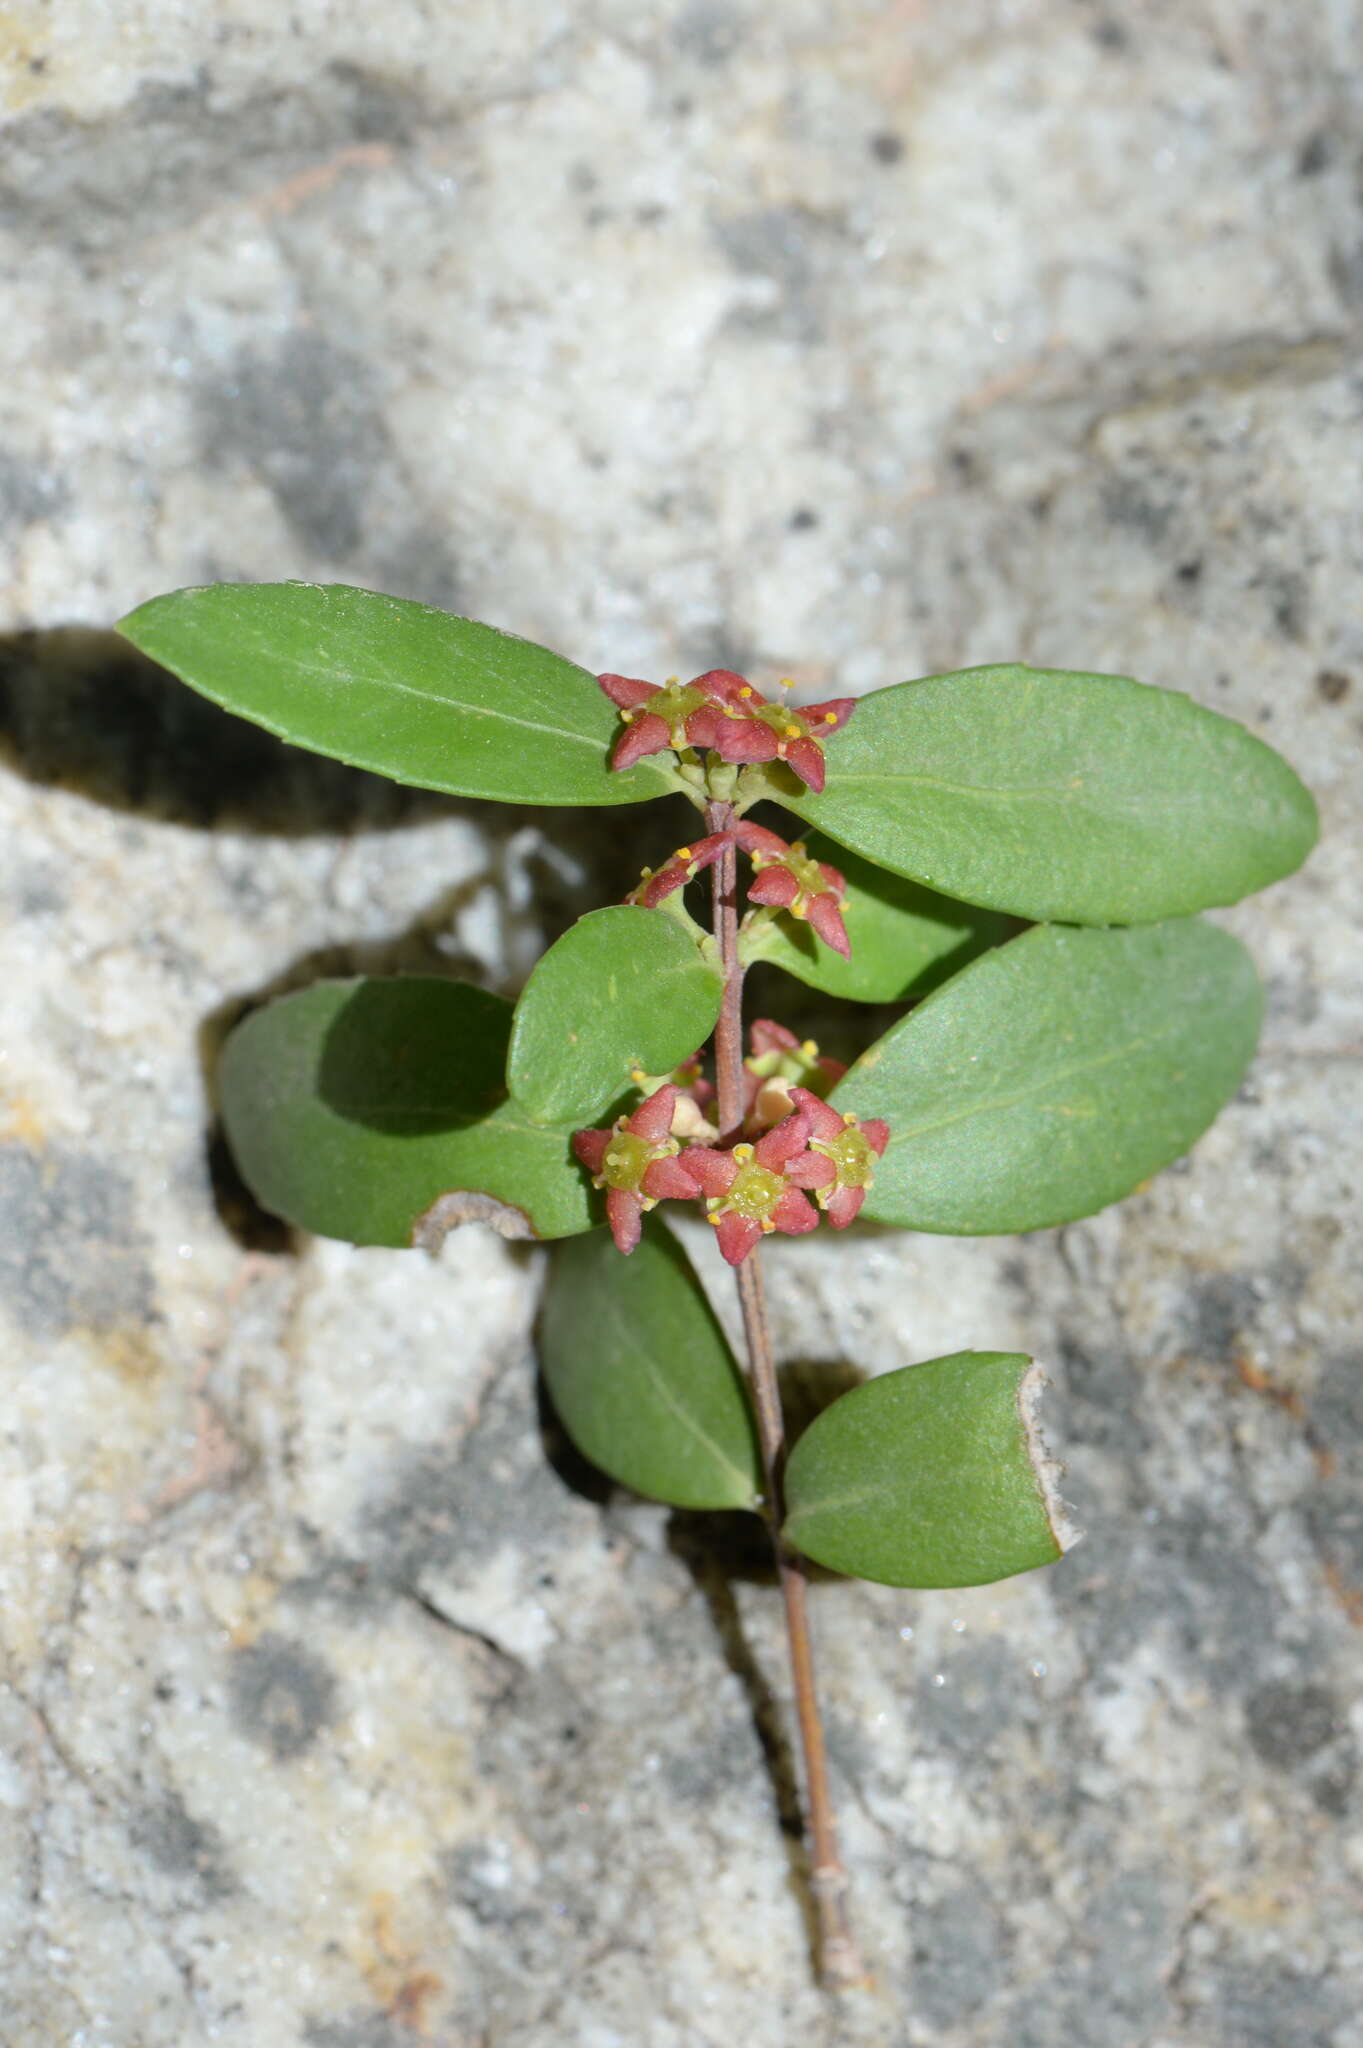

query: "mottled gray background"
xmin=2 ymin=5 xmax=1361 ymax=2045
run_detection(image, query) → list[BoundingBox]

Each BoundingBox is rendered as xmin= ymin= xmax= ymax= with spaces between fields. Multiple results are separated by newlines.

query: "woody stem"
xmin=704 ymin=798 xmax=860 ymax=1990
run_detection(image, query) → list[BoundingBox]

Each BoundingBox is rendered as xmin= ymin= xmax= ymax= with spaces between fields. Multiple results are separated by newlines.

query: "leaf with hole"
xmin=219 ymin=977 xmax=593 ymax=1246
xmin=783 ymin=1351 xmax=1075 ymax=1587
xmin=507 ymin=906 xmax=723 ymax=1125
xmin=740 ymin=825 xmax=1009 ymax=1003
xmin=540 ymin=1219 xmax=761 ymax=1510
xmin=831 ymin=918 xmax=1262 ymax=1234
xmin=770 ymin=663 xmax=1317 ymax=923
xmin=117 ymin=582 xmax=677 ymax=806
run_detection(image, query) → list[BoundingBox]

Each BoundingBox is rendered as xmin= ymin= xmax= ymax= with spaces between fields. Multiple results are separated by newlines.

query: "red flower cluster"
xmin=573 ymin=1054 xmax=890 ymax=1265
xmin=627 ymin=824 xmax=851 ymax=959
xmin=598 ymin=668 xmax=855 ymax=792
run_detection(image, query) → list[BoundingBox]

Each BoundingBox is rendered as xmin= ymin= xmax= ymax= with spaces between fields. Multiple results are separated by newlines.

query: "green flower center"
xmin=720 ymin=1159 xmax=787 ymax=1221
xmin=653 ymin=682 xmax=708 ymax=739
xmin=814 ymin=1123 xmax=876 ymax=1189
xmin=601 ymin=1130 xmax=657 ymax=1193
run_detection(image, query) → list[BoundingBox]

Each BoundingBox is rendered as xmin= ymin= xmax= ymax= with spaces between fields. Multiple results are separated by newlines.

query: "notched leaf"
xmin=1016 ymin=1363 xmax=1082 ymax=1557
xmin=412 ymin=1189 xmax=538 ymax=1250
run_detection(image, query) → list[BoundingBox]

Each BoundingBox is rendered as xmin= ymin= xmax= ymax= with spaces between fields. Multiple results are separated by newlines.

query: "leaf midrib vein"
xmin=596 ymin=1282 xmax=755 ymax=1501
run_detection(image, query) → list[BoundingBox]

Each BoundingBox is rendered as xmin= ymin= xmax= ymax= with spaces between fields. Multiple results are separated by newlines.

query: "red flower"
xmin=598 ymin=669 xmax=855 ymax=789
xmin=598 ymin=671 xmax=734 ymax=772
xmin=627 ymin=831 xmax=733 ymax=909
xmin=735 ymin=823 xmax=850 ymax=958
xmin=572 ymin=1085 xmax=697 ymax=1255
xmin=678 ymin=1109 xmax=829 ymax=1266
xmin=787 ymin=1086 xmax=890 ymax=1229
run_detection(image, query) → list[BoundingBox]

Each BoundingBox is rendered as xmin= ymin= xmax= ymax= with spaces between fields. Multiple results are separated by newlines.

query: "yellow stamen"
xmin=665 ymin=674 xmax=679 ymax=684
xmin=777 ymin=677 xmax=794 ymax=690
xmin=732 ymin=1143 xmax=754 ymax=1163
xmin=760 ymin=1218 xmax=776 ymax=1233
xmin=823 ymin=711 xmax=838 ymax=725
xmin=784 ymin=724 xmax=802 ymax=738
xmin=842 ymin=1111 xmax=858 ymax=1126
xmin=620 ymin=709 xmax=634 ymax=723
xmin=800 ymin=1040 xmax=819 ymax=1060
xmin=641 ymin=1195 xmax=657 ymax=1211
xmin=738 ymin=685 xmax=753 ymax=699
xmin=676 ymin=845 xmax=693 ymax=861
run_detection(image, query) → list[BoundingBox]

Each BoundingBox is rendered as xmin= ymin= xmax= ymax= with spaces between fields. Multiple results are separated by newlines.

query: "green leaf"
xmin=783 ymin=1352 xmax=1075 ymax=1588
xmin=218 ymin=977 xmax=594 ymax=1246
xmin=117 ymin=582 xmax=676 ymax=807
xmin=540 ymin=1220 xmax=761 ymax=1510
xmin=507 ymin=906 xmax=723 ymax=1125
xmin=740 ymin=825 xmax=1009 ymax=1003
xmin=833 ymin=919 xmax=1262 ymax=1234
xmin=772 ymin=664 xmax=1317 ymax=923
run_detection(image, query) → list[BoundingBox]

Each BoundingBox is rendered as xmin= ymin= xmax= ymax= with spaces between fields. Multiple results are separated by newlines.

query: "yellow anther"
xmin=823 ymin=711 xmax=838 ymax=725
xmin=760 ymin=1218 xmax=776 ymax=1233
xmin=707 ymin=1209 xmax=721 ymax=1224
xmin=784 ymin=724 xmax=802 ymax=739
xmin=732 ymin=1143 xmax=754 ymax=1162
xmin=777 ymin=676 xmax=794 ymax=690
xmin=842 ymin=1111 xmax=858 ymax=1126
xmin=800 ymin=1039 xmax=819 ymax=1060
xmin=665 ymin=674 xmax=679 ymax=684
xmin=620 ymin=709 xmax=634 ymax=723
xmin=675 ymin=845 xmax=693 ymax=861
xmin=791 ymin=902 xmax=807 ymax=919
xmin=664 ymin=1137 xmax=681 ymax=1155
xmin=738 ymin=685 xmax=754 ymax=699
xmin=641 ymin=1196 xmax=657 ymax=1211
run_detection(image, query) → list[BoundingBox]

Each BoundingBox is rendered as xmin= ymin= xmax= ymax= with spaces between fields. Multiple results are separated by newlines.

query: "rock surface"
xmin=2 ymin=5 xmax=1361 ymax=2043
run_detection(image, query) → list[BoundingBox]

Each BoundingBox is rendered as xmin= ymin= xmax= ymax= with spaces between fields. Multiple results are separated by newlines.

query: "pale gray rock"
xmin=2 ymin=4 xmax=1361 ymax=2044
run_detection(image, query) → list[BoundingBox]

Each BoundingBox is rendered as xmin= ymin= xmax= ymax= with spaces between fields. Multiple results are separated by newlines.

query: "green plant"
xmin=118 ymin=580 xmax=1316 ymax=1983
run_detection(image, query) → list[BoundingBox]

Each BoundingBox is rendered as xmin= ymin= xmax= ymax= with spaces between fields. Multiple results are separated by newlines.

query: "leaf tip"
xmin=1016 ymin=1362 xmax=1082 ymax=1558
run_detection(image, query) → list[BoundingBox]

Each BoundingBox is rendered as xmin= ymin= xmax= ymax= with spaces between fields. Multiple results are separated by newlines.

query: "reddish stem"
xmin=704 ymin=798 xmax=861 ymax=1989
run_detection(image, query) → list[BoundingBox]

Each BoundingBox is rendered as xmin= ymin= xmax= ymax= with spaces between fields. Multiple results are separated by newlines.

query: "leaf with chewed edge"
xmin=783 ymin=1352 xmax=1078 ymax=1587
xmin=219 ymin=977 xmax=593 ymax=1246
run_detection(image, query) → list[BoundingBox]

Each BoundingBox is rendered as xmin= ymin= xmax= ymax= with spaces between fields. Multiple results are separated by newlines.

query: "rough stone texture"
xmin=2 ymin=5 xmax=1361 ymax=2044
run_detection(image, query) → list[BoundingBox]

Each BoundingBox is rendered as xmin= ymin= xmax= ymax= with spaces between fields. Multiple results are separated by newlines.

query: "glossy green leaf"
xmin=833 ymin=919 xmax=1261 ymax=1234
xmin=219 ymin=977 xmax=594 ymax=1246
xmin=772 ymin=664 xmax=1317 ymax=923
xmin=740 ymin=825 xmax=1009 ymax=1003
xmin=117 ymin=582 xmax=676 ymax=807
xmin=507 ymin=907 xmax=723 ymax=1125
xmin=540 ymin=1220 xmax=761 ymax=1510
xmin=783 ymin=1352 xmax=1074 ymax=1588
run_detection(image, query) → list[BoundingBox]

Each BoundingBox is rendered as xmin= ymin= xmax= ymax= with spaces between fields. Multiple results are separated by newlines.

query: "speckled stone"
xmin=2 ymin=5 xmax=1361 ymax=2045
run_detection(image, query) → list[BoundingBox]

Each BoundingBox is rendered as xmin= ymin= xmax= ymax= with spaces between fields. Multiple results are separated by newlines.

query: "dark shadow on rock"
xmin=666 ymin=1508 xmax=818 ymax=1972
xmin=533 ymin=1369 xmax=615 ymax=1509
xmin=0 ymin=625 xmax=477 ymax=833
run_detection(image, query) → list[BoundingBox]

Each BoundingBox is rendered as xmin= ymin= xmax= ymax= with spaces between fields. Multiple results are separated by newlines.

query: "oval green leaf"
xmin=507 ymin=906 xmax=723 ymax=1125
xmin=117 ymin=582 xmax=676 ymax=807
xmin=783 ymin=1352 xmax=1075 ymax=1588
xmin=540 ymin=1220 xmax=761 ymax=1510
xmin=219 ymin=976 xmax=593 ymax=1246
xmin=833 ymin=919 xmax=1262 ymax=1234
xmin=775 ymin=664 xmax=1317 ymax=923
xmin=740 ymin=825 xmax=1009 ymax=1003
